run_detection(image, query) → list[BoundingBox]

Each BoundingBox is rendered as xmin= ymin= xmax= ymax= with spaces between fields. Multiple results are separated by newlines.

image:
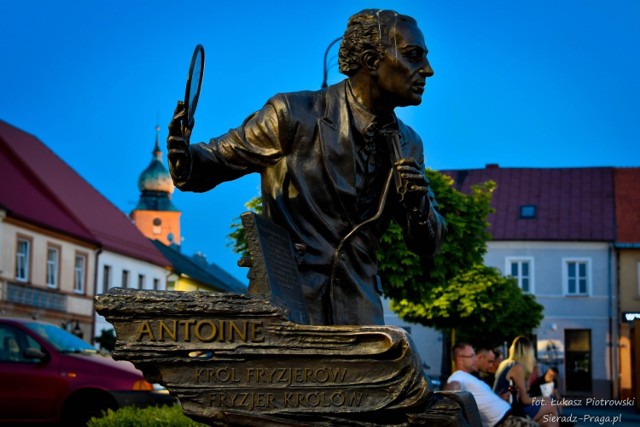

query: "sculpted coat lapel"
xmin=318 ymin=82 xmax=358 ymax=224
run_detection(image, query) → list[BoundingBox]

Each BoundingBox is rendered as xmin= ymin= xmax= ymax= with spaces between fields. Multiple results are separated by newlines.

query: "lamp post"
xmin=321 ymin=36 xmax=342 ymax=88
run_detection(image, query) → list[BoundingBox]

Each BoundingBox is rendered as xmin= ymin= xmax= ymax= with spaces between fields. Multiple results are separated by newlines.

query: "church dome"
xmin=138 ymin=130 xmax=174 ymax=194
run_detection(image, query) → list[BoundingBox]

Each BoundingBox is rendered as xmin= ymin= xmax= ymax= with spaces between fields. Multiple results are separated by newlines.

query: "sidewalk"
xmin=561 ymin=405 xmax=640 ymax=427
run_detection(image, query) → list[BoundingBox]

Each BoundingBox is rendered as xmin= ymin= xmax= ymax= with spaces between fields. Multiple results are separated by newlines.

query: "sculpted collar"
xmin=345 ymin=81 xmax=397 ymax=141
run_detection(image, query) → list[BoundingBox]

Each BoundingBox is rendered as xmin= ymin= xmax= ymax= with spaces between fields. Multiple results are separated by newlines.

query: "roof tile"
xmin=441 ymin=166 xmax=617 ymax=241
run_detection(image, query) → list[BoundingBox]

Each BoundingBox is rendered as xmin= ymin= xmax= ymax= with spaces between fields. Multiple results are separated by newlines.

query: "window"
xmin=506 ymin=257 xmax=534 ymax=293
xmin=153 ymin=278 xmax=160 ymax=290
xmin=564 ymin=258 xmax=590 ymax=296
xmin=103 ymin=265 xmax=112 ymax=292
xmin=15 ymin=237 xmax=31 ymax=282
xmin=153 ymin=218 xmax=162 ymax=235
xmin=122 ymin=270 xmax=130 ymax=288
xmin=0 ymin=324 xmax=43 ymax=363
xmin=520 ymin=205 xmax=537 ymax=219
xmin=138 ymin=274 xmax=145 ymax=290
xmin=46 ymin=246 xmax=60 ymax=288
xmin=74 ymin=254 xmax=87 ymax=294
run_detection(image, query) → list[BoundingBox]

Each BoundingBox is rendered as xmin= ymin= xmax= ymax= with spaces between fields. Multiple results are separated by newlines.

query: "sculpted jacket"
xmin=171 ymin=80 xmax=446 ymax=325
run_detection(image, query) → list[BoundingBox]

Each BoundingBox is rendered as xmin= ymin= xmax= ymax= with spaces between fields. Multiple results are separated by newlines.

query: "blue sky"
xmin=1 ymin=1 xmax=639 ymax=282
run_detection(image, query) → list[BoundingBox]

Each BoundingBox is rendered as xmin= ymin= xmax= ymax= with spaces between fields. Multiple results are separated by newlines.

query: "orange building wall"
xmin=131 ymin=210 xmax=181 ymax=246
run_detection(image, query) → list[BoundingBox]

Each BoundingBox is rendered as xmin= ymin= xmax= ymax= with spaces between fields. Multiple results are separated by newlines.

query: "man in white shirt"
xmin=444 ymin=343 xmax=513 ymax=427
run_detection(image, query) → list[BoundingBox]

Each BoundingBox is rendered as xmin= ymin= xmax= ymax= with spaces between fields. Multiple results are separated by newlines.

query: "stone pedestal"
xmin=96 ymin=289 xmax=479 ymax=426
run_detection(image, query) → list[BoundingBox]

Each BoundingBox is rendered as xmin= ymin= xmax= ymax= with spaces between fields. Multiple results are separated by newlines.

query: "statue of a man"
xmin=167 ymin=9 xmax=446 ymax=326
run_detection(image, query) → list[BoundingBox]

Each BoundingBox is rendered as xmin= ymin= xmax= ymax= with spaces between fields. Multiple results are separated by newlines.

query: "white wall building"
xmin=485 ymin=241 xmax=616 ymax=398
xmin=94 ymin=250 xmax=169 ymax=338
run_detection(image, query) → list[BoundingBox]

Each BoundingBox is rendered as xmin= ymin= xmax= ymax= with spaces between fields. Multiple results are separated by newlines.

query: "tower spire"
xmin=130 ymin=124 xmax=181 ymax=247
xmin=153 ymin=125 xmax=162 ymax=160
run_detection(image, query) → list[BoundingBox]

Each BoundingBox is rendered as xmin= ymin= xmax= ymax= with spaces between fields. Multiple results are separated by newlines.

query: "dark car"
xmin=0 ymin=318 xmax=174 ymax=425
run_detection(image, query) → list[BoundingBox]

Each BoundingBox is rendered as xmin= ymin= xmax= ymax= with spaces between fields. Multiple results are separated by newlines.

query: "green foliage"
xmin=95 ymin=328 xmax=116 ymax=352
xmin=390 ymin=265 xmax=544 ymax=348
xmin=227 ymin=195 xmax=262 ymax=256
xmin=88 ymin=404 xmax=205 ymax=427
xmin=377 ymin=170 xmax=495 ymax=301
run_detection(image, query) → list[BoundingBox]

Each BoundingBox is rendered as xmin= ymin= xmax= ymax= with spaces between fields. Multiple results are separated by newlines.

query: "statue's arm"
xmin=166 ymin=97 xmax=290 ymax=193
xmin=167 ymin=101 xmax=192 ymax=186
xmin=398 ymin=178 xmax=447 ymax=257
xmin=392 ymin=134 xmax=446 ymax=257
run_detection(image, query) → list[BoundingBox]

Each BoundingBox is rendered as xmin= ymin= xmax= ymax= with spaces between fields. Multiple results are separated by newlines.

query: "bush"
xmin=88 ymin=404 xmax=206 ymax=427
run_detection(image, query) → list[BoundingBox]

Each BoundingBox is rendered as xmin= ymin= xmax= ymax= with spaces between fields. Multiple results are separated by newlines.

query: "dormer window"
xmin=520 ymin=205 xmax=537 ymax=219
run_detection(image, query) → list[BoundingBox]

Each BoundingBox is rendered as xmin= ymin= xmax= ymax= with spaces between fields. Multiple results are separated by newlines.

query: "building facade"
xmin=93 ymin=249 xmax=170 ymax=338
xmin=0 ymin=120 xmax=171 ymax=343
xmin=614 ymin=167 xmax=640 ymax=400
xmin=484 ymin=241 xmax=615 ymax=397
xmin=443 ymin=165 xmax=619 ymax=399
xmin=0 ymin=210 xmax=98 ymax=339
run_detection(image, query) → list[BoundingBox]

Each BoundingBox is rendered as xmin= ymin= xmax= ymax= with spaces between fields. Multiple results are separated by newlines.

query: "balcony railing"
xmin=2 ymin=281 xmax=67 ymax=312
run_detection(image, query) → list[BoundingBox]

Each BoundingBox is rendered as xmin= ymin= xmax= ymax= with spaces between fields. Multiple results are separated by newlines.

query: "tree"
xmin=95 ymin=328 xmax=116 ymax=352
xmin=227 ymin=195 xmax=262 ymax=256
xmin=391 ymin=264 xmax=543 ymax=348
xmin=379 ymin=170 xmax=543 ymax=350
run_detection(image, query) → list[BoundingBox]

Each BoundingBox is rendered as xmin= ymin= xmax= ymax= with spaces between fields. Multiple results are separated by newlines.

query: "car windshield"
xmin=24 ymin=322 xmax=98 ymax=354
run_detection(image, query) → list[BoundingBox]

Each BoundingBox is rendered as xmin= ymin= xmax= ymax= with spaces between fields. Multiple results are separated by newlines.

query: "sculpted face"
xmin=375 ymin=20 xmax=434 ymax=109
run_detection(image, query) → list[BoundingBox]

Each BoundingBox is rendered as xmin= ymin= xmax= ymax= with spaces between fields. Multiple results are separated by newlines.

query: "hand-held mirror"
xmin=184 ymin=44 xmax=205 ymax=131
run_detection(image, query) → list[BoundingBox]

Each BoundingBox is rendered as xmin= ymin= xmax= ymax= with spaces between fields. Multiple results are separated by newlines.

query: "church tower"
xmin=131 ymin=127 xmax=181 ymax=246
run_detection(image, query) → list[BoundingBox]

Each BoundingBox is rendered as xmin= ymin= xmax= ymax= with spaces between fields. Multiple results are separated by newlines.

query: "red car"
xmin=0 ymin=318 xmax=174 ymax=425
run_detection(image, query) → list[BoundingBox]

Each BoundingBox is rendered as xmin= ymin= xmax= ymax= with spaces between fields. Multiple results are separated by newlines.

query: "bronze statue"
xmin=98 ymin=10 xmax=480 ymax=425
xmin=167 ymin=9 xmax=446 ymax=326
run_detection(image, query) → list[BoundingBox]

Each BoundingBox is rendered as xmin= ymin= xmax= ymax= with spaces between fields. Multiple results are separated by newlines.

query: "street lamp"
xmin=62 ymin=319 xmax=84 ymax=339
xmin=321 ymin=37 xmax=342 ymax=89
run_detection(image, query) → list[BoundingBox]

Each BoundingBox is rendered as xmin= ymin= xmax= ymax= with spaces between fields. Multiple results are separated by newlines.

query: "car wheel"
xmin=61 ymin=390 xmax=118 ymax=426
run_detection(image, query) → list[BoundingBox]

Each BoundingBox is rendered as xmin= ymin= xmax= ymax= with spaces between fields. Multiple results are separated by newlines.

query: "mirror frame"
xmin=184 ymin=44 xmax=205 ymax=130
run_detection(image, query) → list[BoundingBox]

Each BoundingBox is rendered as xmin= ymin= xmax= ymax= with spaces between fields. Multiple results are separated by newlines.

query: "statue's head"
xmin=339 ymin=9 xmax=433 ymax=109
xmin=339 ymin=9 xmax=413 ymax=76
